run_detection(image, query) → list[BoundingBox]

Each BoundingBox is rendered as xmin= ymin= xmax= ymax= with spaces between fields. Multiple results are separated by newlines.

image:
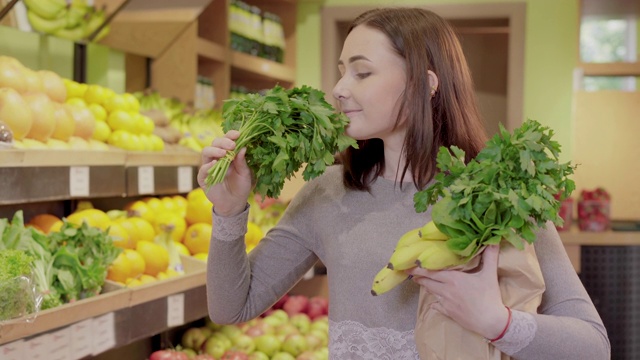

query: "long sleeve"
xmin=206 ymin=188 xmax=320 ymax=325
xmin=493 ymin=223 xmax=611 ymax=359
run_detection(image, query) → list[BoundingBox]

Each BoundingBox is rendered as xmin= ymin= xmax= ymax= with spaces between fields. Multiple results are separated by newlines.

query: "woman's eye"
xmin=356 ymin=72 xmax=371 ymax=79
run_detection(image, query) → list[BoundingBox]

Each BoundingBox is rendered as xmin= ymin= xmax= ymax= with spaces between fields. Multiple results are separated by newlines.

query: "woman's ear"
xmin=428 ymin=70 xmax=439 ymax=96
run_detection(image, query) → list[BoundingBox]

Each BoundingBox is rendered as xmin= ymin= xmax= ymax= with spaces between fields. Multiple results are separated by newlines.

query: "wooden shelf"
xmin=196 ymin=38 xmax=227 ymax=62
xmin=231 ymin=50 xmax=296 ymax=84
xmin=0 ymin=149 xmax=127 ymax=167
xmin=560 ymin=227 xmax=640 ymax=246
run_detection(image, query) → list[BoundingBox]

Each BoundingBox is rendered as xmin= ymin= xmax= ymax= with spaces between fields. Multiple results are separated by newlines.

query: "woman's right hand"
xmin=197 ymin=130 xmax=253 ymax=217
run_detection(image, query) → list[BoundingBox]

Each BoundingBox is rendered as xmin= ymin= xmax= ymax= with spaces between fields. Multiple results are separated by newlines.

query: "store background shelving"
xmin=0 ymin=0 xmax=309 ymax=357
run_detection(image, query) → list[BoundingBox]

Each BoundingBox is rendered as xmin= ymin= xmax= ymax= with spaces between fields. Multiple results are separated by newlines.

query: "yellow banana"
xmin=420 ymin=220 xmax=448 ymax=240
xmin=394 ymin=228 xmax=423 ymax=248
xmin=415 ymin=241 xmax=465 ymax=270
xmin=27 ymin=10 xmax=67 ymax=34
xmin=23 ymin=0 xmax=67 ymax=20
xmin=388 ymin=240 xmax=434 ymax=270
xmin=371 ymin=267 xmax=409 ymax=296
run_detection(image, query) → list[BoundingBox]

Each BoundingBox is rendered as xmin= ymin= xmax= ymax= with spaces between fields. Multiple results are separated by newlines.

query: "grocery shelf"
xmin=230 ymin=50 xmax=296 ymax=84
xmin=0 ymin=148 xmax=200 ymax=205
xmin=559 ymin=227 xmax=640 ymax=246
xmin=196 ymin=38 xmax=227 ymax=63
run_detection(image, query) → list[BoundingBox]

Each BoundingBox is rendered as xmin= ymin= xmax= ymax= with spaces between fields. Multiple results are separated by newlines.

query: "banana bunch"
xmin=371 ymin=221 xmax=466 ymax=296
xmin=24 ymin=0 xmax=111 ymax=42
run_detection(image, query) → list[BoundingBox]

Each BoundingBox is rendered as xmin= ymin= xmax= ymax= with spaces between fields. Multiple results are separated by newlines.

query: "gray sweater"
xmin=206 ymin=165 xmax=610 ymax=359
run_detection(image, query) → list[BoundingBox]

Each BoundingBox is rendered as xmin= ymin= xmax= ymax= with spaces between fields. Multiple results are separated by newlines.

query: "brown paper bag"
xmin=415 ymin=242 xmax=545 ymax=360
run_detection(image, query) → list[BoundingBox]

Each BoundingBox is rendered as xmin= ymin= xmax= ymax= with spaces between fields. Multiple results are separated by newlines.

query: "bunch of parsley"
xmin=205 ymin=85 xmax=357 ymax=199
xmin=414 ymin=119 xmax=576 ymax=260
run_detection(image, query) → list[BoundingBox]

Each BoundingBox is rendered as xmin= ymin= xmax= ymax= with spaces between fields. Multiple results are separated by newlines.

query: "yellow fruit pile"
xmin=64 ymin=80 xmax=165 ymax=152
xmin=0 ymin=56 xmax=106 ymax=150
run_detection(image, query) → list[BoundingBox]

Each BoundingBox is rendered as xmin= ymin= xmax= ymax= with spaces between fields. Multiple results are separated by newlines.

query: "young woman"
xmin=198 ymin=7 xmax=610 ymax=359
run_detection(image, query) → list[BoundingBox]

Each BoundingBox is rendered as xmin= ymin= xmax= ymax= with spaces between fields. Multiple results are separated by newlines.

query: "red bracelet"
xmin=488 ymin=306 xmax=512 ymax=343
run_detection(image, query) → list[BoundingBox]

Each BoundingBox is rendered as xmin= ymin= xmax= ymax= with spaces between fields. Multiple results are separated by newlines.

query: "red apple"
xmin=272 ymin=294 xmax=289 ymax=310
xmin=149 ymin=350 xmax=189 ymax=360
xmin=283 ymin=295 xmax=309 ymax=316
xmin=220 ymin=350 xmax=249 ymax=360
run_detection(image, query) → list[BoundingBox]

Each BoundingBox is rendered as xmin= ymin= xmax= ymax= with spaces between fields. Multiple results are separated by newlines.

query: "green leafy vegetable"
xmin=414 ymin=119 xmax=576 ymax=259
xmin=205 ymin=85 xmax=358 ymax=199
xmin=0 ymin=249 xmax=37 ymax=321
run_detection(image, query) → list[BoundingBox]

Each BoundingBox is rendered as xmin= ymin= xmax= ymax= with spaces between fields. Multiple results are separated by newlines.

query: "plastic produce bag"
xmin=0 ymin=274 xmax=43 ymax=323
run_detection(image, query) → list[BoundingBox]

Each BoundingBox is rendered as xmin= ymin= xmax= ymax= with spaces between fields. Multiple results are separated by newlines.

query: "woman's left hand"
xmin=405 ymin=245 xmax=510 ymax=340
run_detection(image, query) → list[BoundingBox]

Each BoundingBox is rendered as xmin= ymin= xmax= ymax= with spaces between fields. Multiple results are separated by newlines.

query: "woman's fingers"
xmin=197 ymin=160 xmax=216 ymax=189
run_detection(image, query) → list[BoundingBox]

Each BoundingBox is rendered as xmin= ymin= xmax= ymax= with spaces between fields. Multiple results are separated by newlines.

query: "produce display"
xmin=577 ymin=188 xmax=611 ymax=231
xmin=135 ymin=90 xmax=224 ymax=152
xmin=372 ymin=119 xmax=577 ymax=295
xmin=149 ymin=294 xmax=329 ymax=360
xmin=23 ymin=0 xmax=111 ymax=42
xmin=0 ymin=55 xmax=165 ymax=151
xmin=205 ymin=85 xmax=357 ymax=199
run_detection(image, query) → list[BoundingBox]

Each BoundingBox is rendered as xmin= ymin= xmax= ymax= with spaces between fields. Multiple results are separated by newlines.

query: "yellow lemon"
xmin=84 ymin=84 xmax=107 ymax=105
xmin=160 ymin=196 xmax=179 ymax=214
xmin=116 ymin=218 xmax=141 ymax=246
xmin=104 ymin=94 xmax=129 ymax=113
xmin=156 ymin=271 xmax=169 ymax=280
xmin=129 ymin=217 xmax=156 ymax=242
xmin=92 ymin=120 xmax=111 ymax=142
xmin=136 ymin=240 xmax=169 ymax=276
xmin=149 ymin=134 xmax=165 ymax=151
xmin=108 ymin=222 xmax=134 ymax=249
xmin=185 ymin=192 xmax=213 ymax=226
xmin=192 ymin=253 xmax=208 ymax=262
xmin=245 ymin=222 xmax=264 ymax=247
xmin=122 ymin=93 xmax=140 ymax=113
xmin=138 ymin=274 xmax=157 ymax=284
xmin=107 ymin=110 xmax=135 ymax=132
xmin=165 ymin=268 xmax=181 ymax=277
xmin=88 ymin=103 xmax=107 ymax=122
xmin=127 ymin=200 xmax=155 ymax=223
xmin=123 ymin=249 xmax=146 ymax=279
xmin=126 ymin=278 xmax=143 ymax=287
xmin=66 ymin=209 xmax=110 ymax=230
xmin=154 ymin=212 xmax=187 ymax=243
xmin=174 ymin=241 xmax=190 ymax=256
xmin=143 ymin=197 xmax=164 ymax=214
xmin=183 ymin=223 xmax=212 ymax=255
xmin=107 ymin=129 xmax=133 ymax=150
xmin=65 ymin=97 xmax=87 ymax=108
xmin=107 ymin=252 xmax=132 ymax=283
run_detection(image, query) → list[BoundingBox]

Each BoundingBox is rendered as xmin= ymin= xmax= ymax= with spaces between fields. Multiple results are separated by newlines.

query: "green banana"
xmin=65 ymin=5 xmax=87 ymax=29
xmin=23 ymin=0 xmax=67 ymax=20
xmin=371 ymin=267 xmax=409 ymax=296
xmin=27 ymin=9 xmax=67 ymax=34
xmin=387 ymin=240 xmax=435 ymax=271
xmin=85 ymin=9 xmax=106 ymax=38
xmin=54 ymin=26 xmax=86 ymax=41
xmin=420 ymin=220 xmax=449 ymax=240
xmin=415 ymin=241 xmax=465 ymax=270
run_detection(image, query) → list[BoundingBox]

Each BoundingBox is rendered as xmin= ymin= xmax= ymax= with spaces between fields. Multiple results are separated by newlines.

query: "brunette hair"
xmin=338 ymin=7 xmax=488 ymax=191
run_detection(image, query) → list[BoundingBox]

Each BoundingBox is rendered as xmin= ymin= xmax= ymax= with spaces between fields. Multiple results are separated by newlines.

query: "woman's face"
xmin=333 ymin=25 xmax=407 ymax=142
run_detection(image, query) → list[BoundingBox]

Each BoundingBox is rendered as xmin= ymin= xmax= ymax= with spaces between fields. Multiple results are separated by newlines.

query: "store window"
xmin=578 ymin=0 xmax=640 ymax=91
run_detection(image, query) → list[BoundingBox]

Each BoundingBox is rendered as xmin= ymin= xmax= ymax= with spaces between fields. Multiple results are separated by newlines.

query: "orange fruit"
xmin=185 ymin=192 xmax=213 ymax=225
xmin=28 ymin=214 xmax=62 ymax=234
xmin=123 ymin=249 xmax=146 ymax=279
xmin=107 ymin=252 xmax=132 ymax=283
xmin=129 ymin=217 xmax=155 ymax=242
xmin=183 ymin=223 xmax=212 ymax=255
xmin=135 ymin=240 xmax=169 ymax=276
xmin=108 ymin=222 xmax=134 ymax=249
xmin=153 ymin=212 xmax=187 ymax=243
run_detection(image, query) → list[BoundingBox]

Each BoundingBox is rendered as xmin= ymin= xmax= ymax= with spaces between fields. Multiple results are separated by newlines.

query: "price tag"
xmin=92 ymin=312 xmax=116 ymax=355
xmin=137 ymin=166 xmax=155 ymax=195
xmin=177 ymin=166 xmax=194 ymax=193
xmin=167 ymin=293 xmax=185 ymax=327
xmin=24 ymin=333 xmax=52 ymax=359
xmin=49 ymin=327 xmax=70 ymax=360
xmin=0 ymin=340 xmax=25 ymax=360
xmin=70 ymin=318 xmax=93 ymax=359
xmin=69 ymin=166 xmax=90 ymax=197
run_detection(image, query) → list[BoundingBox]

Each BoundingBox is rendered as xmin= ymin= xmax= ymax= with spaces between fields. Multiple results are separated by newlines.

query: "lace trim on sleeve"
xmin=492 ymin=310 xmax=537 ymax=355
xmin=329 ymin=319 xmax=419 ymax=359
xmin=212 ymin=204 xmax=249 ymax=242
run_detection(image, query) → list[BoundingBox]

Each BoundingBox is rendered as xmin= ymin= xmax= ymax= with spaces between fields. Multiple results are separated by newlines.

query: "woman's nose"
xmin=332 ymin=77 xmax=349 ymax=101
